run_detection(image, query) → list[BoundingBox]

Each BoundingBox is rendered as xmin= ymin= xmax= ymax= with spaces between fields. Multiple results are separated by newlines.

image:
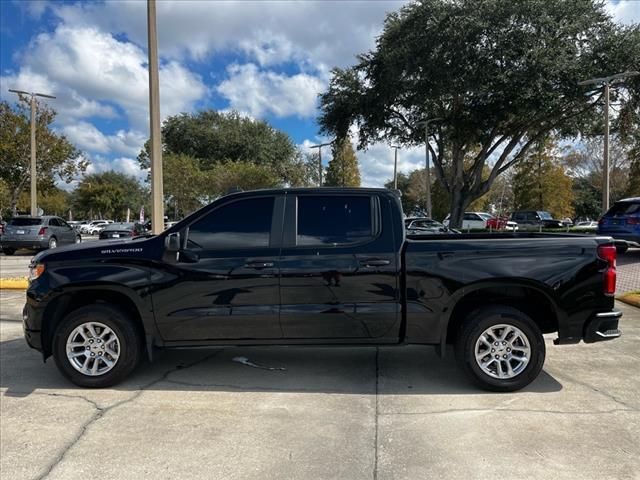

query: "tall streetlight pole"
xmin=578 ymin=71 xmax=640 ymax=213
xmin=416 ymin=118 xmax=442 ymax=218
xmin=309 ymin=141 xmax=333 ymax=187
xmin=391 ymin=145 xmax=400 ymax=189
xmin=147 ymin=0 xmax=164 ymax=234
xmin=8 ymin=89 xmax=56 ymax=216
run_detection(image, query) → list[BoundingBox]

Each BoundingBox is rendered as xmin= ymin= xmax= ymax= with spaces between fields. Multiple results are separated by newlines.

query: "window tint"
xmin=606 ymin=201 xmax=640 ymax=216
xmin=10 ymin=218 xmax=42 ymax=226
xmin=188 ymin=197 xmax=274 ymax=250
xmin=49 ymin=218 xmax=62 ymax=227
xmin=463 ymin=213 xmax=479 ymax=221
xmin=297 ymin=196 xmax=373 ymax=246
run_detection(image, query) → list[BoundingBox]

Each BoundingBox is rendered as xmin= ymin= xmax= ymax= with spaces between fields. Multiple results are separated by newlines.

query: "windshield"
xmin=537 ymin=211 xmax=553 ymax=220
xmin=478 ymin=213 xmax=494 ymax=220
xmin=9 ymin=218 xmax=42 ymax=226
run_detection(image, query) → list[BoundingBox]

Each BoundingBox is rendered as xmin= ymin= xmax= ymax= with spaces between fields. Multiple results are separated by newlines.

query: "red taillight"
xmin=38 ymin=227 xmax=47 ymax=235
xmin=628 ymin=217 xmax=640 ymax=225
xmin=597 ymin=244 xmax=616 ymax=296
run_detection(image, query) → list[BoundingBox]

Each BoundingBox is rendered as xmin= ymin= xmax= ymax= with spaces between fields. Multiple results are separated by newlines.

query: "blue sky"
xmin=1 ymin=0 xmax=638 ymax=188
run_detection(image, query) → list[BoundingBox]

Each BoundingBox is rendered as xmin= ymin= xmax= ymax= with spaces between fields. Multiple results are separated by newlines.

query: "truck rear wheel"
xmin=52 ymin=305 xmax=142 ymax=388
xmin=455 ymin=306 xmax=545 ymax=392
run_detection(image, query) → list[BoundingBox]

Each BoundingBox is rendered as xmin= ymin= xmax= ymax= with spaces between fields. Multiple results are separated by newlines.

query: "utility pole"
xmin=578 ymin=71 xmax=639 ymax=213
xmin=416 ymin=118 xmax=442 ymax=218
xmin=309 ymin=141 xmax=333 ymax=187
xmin=8 ymin=89 xmax=56 ymax=216
xmin=391 ymin=145 xmax=400 ymax=189
xmin=147 ymin=0 xmax=164 ymax=234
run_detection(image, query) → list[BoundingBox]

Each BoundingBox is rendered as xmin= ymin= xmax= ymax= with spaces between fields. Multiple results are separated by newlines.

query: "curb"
xmin=617 ymin=293 xmax=640 ymax=309
xmin=0 ymin=277 xmax=29 ymax=290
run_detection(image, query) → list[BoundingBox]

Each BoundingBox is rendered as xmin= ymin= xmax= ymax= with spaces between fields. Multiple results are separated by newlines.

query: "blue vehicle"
xmin=598 ymin=197 xmax=640 ymax=252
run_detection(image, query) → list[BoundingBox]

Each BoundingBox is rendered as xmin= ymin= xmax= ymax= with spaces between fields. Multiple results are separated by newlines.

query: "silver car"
xmin=0 ymin=216 xmax=81 ymax=255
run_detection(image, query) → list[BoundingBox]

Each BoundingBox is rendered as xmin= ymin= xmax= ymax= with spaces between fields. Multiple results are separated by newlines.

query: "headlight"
xmin=29 ymin=263 xmax=45 ymax=282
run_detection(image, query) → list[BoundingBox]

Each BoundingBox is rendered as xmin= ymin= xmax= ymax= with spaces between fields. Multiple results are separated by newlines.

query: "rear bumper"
xmin=554 ymin=310 xmax=622 ymax=345
xmin=1 ymin=238 xmax=48 ymax=250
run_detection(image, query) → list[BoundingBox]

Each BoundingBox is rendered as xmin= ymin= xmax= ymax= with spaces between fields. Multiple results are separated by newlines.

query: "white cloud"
xmin=606 ymin=0 xmax=640 ymax=25
xmin=85 ymin=155 xmax=147 ymax=183
xmin=1 ymin=25 xmax=207 ymax=131
xmin=51 ymin=1 xmax=405 ymax=68
xmin=61 ymin=122 xmax=146 ymax=157
xmin=217 ymin=63 xmax=325 ymax=118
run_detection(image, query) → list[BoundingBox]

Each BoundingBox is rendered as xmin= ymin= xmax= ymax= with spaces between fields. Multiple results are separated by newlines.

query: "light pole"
xmin=147 ymin=0 xmax=164 ymax=234
xmin=309 ymin=141 xmax=333 ymax=186
xmin=8 ymin=89 xmax=56 ymax=216
xmin=416 ymin=117 xmax=442 ymax=218
xmin=578 ymin=71 xmax=640 ymax=212
xmin=391 ymin=145 xmax=400 ymax=189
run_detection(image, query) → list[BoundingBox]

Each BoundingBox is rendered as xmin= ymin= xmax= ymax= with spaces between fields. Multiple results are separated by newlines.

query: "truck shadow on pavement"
xmin=1 ymin=337 xmax=562 ymax=397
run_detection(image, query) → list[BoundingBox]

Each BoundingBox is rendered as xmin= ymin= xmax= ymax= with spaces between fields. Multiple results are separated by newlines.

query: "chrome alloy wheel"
xmin=474 ymin=323 xmax=531 ymax=379
xmin=66 ymin=322 xmax=121 ymax=376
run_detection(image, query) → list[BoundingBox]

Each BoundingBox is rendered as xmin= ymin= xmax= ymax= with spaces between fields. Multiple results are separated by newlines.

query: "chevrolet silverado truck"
xmin=23 ymin=188 xmax=622 ymax=391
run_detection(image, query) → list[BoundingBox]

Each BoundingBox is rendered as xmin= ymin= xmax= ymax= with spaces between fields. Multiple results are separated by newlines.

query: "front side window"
xmin=297 ymin=195 xmax=373 ymax=246
xmin=187 ymin=197 xmax=274 ymax=250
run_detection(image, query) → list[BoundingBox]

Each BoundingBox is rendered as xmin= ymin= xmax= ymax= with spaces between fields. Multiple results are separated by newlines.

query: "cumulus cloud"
xmin=85 ymin=155 xmax=147 ymax=183
xmin=217 ymin=63 xmax=324 ymax=118
xmin=1 ymin=25 xmax=207 ymax=131
xmin=61 ymin=122 xmax=146 ymax=157
xmin=51 ymin=1 xmax=405 ymax=68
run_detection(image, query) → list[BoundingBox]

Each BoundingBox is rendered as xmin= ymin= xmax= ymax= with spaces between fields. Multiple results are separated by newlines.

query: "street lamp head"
xmin=578 ymin=71 xmax=640 ymax=86
xmin=8 ymin=89 xmax=30 ymax=95
xmin=35 ymin=93 xmax=56 ymax=99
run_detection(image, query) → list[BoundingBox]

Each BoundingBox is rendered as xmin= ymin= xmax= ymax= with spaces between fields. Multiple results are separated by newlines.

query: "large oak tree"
xmin=319 ymin=0 xmax=640 ymax=227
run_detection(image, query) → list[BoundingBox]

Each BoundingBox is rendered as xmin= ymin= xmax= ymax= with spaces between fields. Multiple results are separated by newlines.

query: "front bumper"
xmin=23 ymin=302 xmax=43 ymax=352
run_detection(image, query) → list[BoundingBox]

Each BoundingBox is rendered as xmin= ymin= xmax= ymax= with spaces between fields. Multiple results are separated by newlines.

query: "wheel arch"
xmin=440 ymin=280 xmax=561 ymax=356
xmin=41 ymin=284 xmax=154 ymax=359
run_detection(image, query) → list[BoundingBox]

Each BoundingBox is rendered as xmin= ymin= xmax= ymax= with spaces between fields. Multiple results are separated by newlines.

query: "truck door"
xmin=153 ymin=194 xmax=283 ymax=341
xmin=278 ymin=193 xmax=400 ymax=342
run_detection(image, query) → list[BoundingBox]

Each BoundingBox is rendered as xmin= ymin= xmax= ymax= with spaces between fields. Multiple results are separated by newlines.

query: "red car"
xmin=486 ymin=216 xmax=519 ymax=231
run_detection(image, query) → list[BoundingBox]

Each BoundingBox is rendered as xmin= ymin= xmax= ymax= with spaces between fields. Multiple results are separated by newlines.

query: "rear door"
xmin=278 ymin=193 xmax=400 ymax=342
xmin=153 ymin=194 xmax=284 ymax=341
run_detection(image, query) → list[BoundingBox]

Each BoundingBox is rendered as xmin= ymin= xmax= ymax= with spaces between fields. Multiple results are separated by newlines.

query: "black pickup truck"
xmin=23 ymin=188 xmax=621 ymax=391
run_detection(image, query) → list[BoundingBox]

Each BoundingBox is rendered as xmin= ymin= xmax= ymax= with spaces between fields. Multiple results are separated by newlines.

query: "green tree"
xmin=205 ymin=161 xmax=280 ymax=198
xmin=513 ymin=141 xmax=574 ymax=219
xmin=138 ymin=110 xmax=313 ymax=187
xmin=71 ymin=172 xmax=147 ymax=220
xmin=319 ymin=0 xmax=640 ymax=227
xmin=163 ymin=154 xmax=208 ymax=219
xmin=626 ymin=149 xmax=640 ymax=198
xmin=572 ymin=177 xmax=601 ymax=220
xmin=324 ymin=137 xmax=361 ymax=187
xmin=0 ymin=99 xmax=85 ymax=215
xmin=39 ymin=187 xmax=71 ymax=217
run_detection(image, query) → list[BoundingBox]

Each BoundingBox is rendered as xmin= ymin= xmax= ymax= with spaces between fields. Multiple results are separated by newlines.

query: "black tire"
xmin=48 ymin=237 xmax=58 ymax=249
xmin=75 ymin=235 xmax=82 ymax=244
xmin=455 ymin=306 xmax=545 ymax=392
xmin=2 ymin=248 xmax=15 ymax=255
xmin=52 ymin=304 xmax=142 ymax=388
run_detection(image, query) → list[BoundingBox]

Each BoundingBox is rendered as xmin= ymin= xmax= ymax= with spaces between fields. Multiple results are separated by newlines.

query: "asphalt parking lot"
xmin=1 ymin=288 xmax=638 ymax=480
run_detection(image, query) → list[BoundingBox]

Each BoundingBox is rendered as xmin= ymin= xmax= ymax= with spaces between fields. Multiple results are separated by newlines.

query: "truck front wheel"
xmin=52 ymin=305 xmax=142 ymax=388
xmin=455 ymin=306 xmax=545 ymax=392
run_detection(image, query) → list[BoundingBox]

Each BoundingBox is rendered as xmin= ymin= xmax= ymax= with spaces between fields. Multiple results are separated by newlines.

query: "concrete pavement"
xmin=1 ymin=290 xmax=638 ymax=480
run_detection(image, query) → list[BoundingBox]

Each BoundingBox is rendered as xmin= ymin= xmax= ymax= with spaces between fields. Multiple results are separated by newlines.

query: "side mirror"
xmin=165 ymin=232 xmax=181 ymax=252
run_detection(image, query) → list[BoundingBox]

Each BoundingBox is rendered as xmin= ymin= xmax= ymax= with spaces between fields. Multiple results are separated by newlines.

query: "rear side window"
xmin=9 ymin=218 xmax=42 ymax=226
xmin=188 ymin=197 xmax=274 ymax=250
xmin=49 ymin=218 xmax=62 ymax=227
xmin=297 ymin=196 xmax=373 ymax=246
xmin=606 ymin=201 xmax=640 ymax=216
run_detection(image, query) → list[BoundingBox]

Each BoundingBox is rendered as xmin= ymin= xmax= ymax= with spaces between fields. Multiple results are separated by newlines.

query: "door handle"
xmin=359 ymin=259 xmax=390 ymax=267
xmin=245 ymin=261 xmax=275 ymax=269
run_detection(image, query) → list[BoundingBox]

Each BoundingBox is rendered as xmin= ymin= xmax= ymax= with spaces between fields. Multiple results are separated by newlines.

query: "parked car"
xmin=572 ymin=221 xmax=598 ymax=231
xmin=486 ymin=216 xmax=519 ymax=231
xmin=443 ymin=212 xmax=492 ymax=230
xmin=1 ymin=216 xmax=81 ymax=255
xmin=404 ymin=217 xmax=453 ymax=234
xmin=79 ymin=220 xmax=109 ymax=234
xmin=99 ymin=222 xmax=147 ymax=240
xmin=164 ymin=221 xmax=179 ymax=230
xmin=25 ymin=188 xmax=621 ymax=392
xmin=85 ymin=221 xmax=111 ymax=235
xmin=598 ymin=197 xmax=640 ymax=252
xmin=511 ymin=210 xmax=564 ymax=228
